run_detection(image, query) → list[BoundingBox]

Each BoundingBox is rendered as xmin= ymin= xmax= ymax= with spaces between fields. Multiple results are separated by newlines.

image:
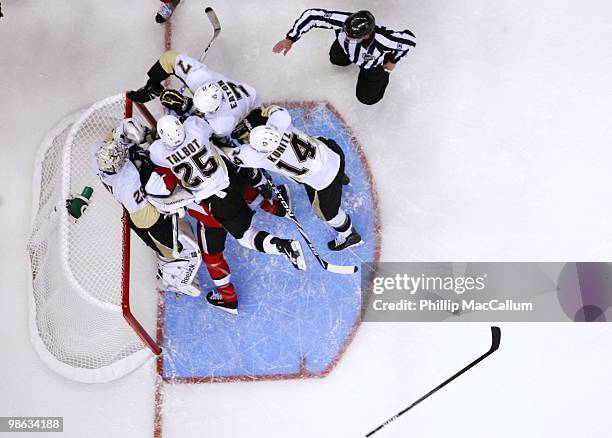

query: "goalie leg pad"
xmin=157 ymin=234 xmax=202 ymax=296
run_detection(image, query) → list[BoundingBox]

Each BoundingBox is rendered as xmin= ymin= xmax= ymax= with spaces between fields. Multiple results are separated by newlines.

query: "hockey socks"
xmin=202 ymin=252 xmax=238 ymax=314
xmin=252 ymin=231 xmax=306 ymax=270
xmin=202 ymin=252 xmax=236 ymax=301
xmin=244 ymin=184 xmax=291 ymax=217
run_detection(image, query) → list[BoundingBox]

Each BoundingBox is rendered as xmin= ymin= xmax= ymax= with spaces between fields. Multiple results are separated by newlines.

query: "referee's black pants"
xmin=329 ymin=40 xmax=390 ymax=105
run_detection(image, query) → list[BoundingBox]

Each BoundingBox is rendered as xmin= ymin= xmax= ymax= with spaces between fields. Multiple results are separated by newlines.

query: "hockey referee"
xmin=273 ymin=9 xmax=416 ymax=105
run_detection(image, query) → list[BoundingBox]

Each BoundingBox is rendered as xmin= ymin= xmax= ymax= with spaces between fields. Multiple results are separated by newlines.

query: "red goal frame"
xmin=120 ymin=95 xmax=162 ymax=356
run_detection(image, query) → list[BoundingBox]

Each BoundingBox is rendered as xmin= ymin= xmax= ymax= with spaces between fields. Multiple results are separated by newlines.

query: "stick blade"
xmin=205 ymin=7 xmax=221 ymax=32
xmin=325 ymin=262 xmax=359 ymax=275
xmin=490 ymin=326 xmax=501 ymax=352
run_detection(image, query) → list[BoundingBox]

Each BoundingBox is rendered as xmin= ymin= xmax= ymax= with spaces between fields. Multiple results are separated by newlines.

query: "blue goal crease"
xmin=161 ymin=102 xmax=377 ymax=381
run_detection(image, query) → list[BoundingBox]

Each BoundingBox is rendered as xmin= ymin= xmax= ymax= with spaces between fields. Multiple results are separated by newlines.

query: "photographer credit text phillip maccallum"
xmin=369 ymin=273 xmax=533 ymax=313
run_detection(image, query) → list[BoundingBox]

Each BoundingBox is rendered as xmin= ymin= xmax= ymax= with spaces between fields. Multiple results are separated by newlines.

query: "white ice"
xmin=2 ymin=0 xmax=612 ymax=437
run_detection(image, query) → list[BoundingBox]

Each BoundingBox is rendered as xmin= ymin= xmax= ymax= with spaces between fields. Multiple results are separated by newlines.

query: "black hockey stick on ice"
xmin=365 ymin=326 xmax=501 ymax=437
xmin=262 ymin=172 xmax=358 ymax=274
xmin=198 ymin=7 xmax=221 ymax=62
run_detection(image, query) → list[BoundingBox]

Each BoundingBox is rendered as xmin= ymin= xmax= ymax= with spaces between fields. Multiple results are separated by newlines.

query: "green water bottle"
xmin=66 ymin=186 xmax=94 ymax=219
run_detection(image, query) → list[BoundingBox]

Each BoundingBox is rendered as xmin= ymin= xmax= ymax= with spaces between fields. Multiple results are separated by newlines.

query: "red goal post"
xmin=122 ymin=96 xmax=162 ymax=357
xmin=28 ymin=93 xmax=160 ymax=383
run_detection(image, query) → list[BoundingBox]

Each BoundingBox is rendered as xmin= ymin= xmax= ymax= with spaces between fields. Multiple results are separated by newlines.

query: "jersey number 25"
xmin=172 ymin=140 xmax=218 ymax=188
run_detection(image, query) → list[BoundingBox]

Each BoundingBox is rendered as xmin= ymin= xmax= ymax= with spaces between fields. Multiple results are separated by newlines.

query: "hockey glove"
xmin=160 ymin=89 xmax=193 ymax=115
xmin=210 ymin=134 xmax=232 ymax=149
xmin=127 ymin=80 xmax=164 ymax=103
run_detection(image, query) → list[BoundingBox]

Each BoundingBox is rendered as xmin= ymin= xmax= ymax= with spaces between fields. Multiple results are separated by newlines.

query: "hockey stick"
xmin=262 ymin=172 xmax=358 ymax=274
xmin=171 ymin=213 xmax=180 ymax=258
xmin=365 ymin=326 xmax=501 ymax=437
xmin=198 ymin=7 xmax=221 ymax=62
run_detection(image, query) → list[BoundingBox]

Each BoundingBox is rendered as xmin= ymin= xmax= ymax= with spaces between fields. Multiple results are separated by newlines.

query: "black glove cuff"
xmin=147 ymin=61 xmax=170 ymax=85
xmin=146 ymin=80 xmax=164 ymax=96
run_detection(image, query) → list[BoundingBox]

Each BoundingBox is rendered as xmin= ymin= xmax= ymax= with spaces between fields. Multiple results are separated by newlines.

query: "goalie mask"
xmin=193 ymin=82 xmax=223 ymax=114
xmin=249 ymin=125 xmax=282 ymax=153
xmin=157 ymin=115 xmax=185 ymax=148
xmin=96 ymin=141 xmax=128 ymax=174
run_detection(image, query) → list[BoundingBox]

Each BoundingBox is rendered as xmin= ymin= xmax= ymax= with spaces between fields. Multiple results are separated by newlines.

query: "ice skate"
xmin=328 ymin=229 xmax=364 ymax=251
xmin=272 ymin=238 xmax=306 ymax=270
xmin=206 ymin=289 xmax=238 ymax=315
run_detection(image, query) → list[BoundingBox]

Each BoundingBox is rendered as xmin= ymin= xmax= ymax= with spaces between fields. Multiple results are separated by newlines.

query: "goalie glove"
xmin=160 ymin=89 xmax=193 ymax=115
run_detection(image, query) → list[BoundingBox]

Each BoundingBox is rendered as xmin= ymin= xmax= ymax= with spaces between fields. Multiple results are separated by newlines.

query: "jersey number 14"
xmin=276 ymin=135 xmax=316 ymax=176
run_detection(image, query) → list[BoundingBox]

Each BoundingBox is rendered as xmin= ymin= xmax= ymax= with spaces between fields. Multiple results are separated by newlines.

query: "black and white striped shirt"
xmin=286 ymin=9 xmax=416 ymax=69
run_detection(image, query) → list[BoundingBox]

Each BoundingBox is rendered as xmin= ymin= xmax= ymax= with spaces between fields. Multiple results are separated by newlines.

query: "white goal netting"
xmin=28 ymin=94 xmax=157 ymax=383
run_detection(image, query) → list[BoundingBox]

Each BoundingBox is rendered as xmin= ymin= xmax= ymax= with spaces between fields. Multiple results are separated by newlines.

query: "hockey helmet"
xmin=343 ymin=11 xmax=375 ymax=39
xmin=157 ymin=115 xmax=185 ymax=148
xmin=96 ymin=140 xmax=128 ymax=174
xmin=193 ymin=82 xmax=223 ymax=114
xmin=249 ymin=125 xmax=282 ymax=153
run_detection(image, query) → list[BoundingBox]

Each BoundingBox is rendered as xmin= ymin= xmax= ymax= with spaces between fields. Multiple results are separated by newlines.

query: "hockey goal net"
xmin=28 ymin=93 xmax=160 ymax=383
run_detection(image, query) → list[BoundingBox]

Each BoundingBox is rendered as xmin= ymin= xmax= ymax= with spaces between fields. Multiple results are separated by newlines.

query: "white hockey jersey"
xmin=173 ymin=53 xmax=262 ymax=136
xmin=230 ymin=107 xmax=341 ymax=191
xmin=148 ymin=116 xmax=230 ymax=201
xmin=90 ymin=140 xmax=147 ymax=214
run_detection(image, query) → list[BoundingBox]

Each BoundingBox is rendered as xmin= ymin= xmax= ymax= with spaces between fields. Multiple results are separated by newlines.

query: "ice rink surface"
xmin=2 ymin=0 xmax=612 ymax=437
xmin=162 ymin=102 xmax=378 ymax=382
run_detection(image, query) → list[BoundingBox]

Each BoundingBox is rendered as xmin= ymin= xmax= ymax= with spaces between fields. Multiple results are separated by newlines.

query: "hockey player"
xmin=127 ymin=49 xmax=276 ymax=194
xmin=230 ymin=105 xmax=363 ymax=251
xmin=127 ymin=50 xmax=250 ymax=108
xmin=109 ymin=117 xmax=265 ymax=314
xmin=91 ymin=118 xmax=202 ymax=296
xmin=158 ymin=89 xmax=295 ymax=315
xmin=161 ymin=81 xmax=260 ymax=143
xmin=155 ymin=0 xmax=181 ymax=24
xmin=158 ymin=87 xmax=290 ymax=214
xmin=273 ymin=10 xmax=416 ymax=105
xmin=149 ymin=114 xmax=307 ymax=311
